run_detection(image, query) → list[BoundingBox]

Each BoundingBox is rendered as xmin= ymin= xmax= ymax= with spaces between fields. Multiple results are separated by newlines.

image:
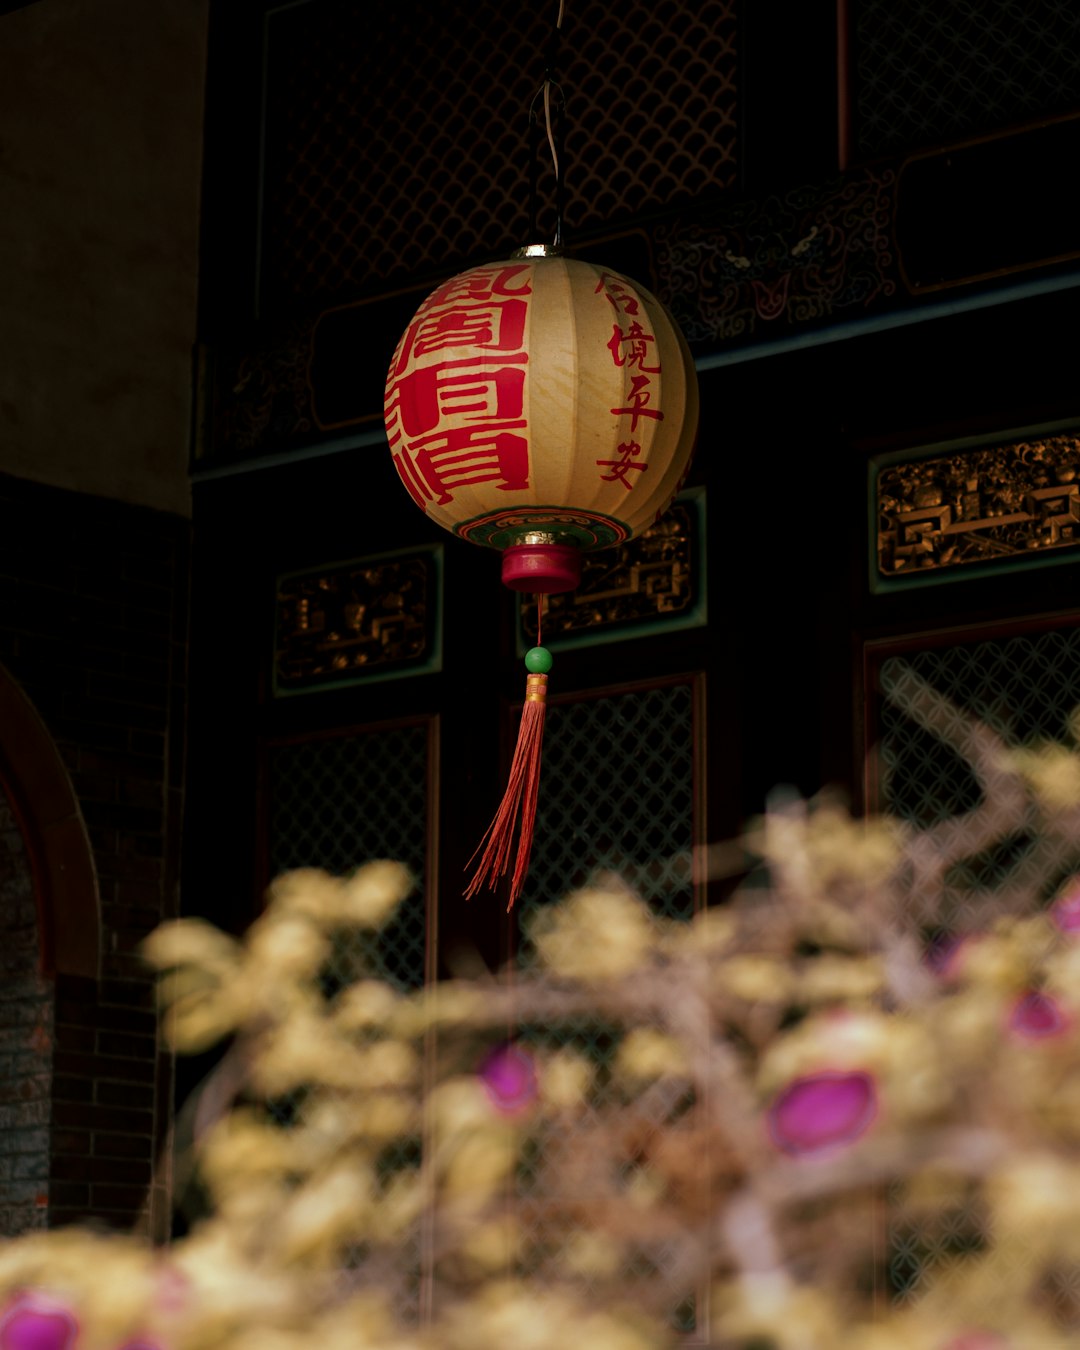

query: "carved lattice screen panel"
xmin=267 ymin=721 xmax=431 ymax=991
xmin=873 ymin=621 xmax=1080 ymax=1314
xmin=851 ymin=0 xmax=1080 ymax=159
xmin=513 ymin=680 xmax=702 ymax=1333
xmin=518 ymin=680 xmax=698 ymax=916
xmin=259 ymin=0 xmax=737 ymax=310
xmin=265 ymin=720 xmax=432 ymax=1322
xmin=878 ymin=626 xmax=1080 ymax=821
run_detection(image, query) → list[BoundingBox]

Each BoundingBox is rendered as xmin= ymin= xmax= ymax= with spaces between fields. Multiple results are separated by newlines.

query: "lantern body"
xmin=384 ymin=251 xmax=698 ymax=590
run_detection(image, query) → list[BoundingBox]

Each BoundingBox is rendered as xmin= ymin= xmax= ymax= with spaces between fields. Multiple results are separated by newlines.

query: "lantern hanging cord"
xmin=543 ymin=81 xmax=559 ymax=185
xmin=527 ymin=0 xmax=566 ymax=246
xmin=529 ymin=77 xmax=565 ymax=190
xmin=543 ymin=1 xmax=565 ymax=183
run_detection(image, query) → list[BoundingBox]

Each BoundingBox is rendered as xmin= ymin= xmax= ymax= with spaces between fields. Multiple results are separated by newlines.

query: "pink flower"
xmin=767 ymin=1070 xmax=878 ymax=1157
xmin=151 ymin=1265 xmax=189 ymax=1317
xmin=1007 ymin=990 xmax=1070 ymax=1041
xmin=0 ymin=1294 xmax=79 ymax=1350
xmin=1051 ymin=879 xmax=1080 ymax=934
xmin=479 ymin=1043 xmax=537 ymax=1115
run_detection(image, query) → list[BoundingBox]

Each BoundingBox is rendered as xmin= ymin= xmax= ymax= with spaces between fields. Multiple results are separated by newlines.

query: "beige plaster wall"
xmin=0 ymin=0 xmax=207 ymax=517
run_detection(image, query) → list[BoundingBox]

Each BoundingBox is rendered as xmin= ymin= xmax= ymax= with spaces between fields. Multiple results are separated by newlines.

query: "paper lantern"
xmin=385 ymin=245 xmax=698 ymax=594
xmin=384 ymin=245 xmax=699 ymax=907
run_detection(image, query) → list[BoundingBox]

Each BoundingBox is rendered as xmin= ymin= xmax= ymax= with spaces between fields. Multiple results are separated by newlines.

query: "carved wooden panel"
xmin=874 ymin=426 xmax=1080 ymax=588
xmin=274 ymin=546 xmax=441 ymax=694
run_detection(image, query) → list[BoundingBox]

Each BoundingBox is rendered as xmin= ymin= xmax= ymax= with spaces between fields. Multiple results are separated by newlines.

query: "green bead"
xmin=525 ymin=646 xmax=553 ymax=674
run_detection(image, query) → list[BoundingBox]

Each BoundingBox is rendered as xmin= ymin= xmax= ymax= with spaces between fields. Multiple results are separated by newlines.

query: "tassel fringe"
xmin=464 ymin=671 xmax=548 ymax=911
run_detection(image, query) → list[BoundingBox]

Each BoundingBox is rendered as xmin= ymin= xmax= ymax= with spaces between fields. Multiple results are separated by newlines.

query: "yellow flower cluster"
xmin=8 ymin=741 xmax=1080 ymax=1349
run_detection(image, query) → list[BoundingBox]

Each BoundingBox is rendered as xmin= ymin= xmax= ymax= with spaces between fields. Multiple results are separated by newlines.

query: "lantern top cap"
xmin=512 ymin=242 xmax=564 ymax=259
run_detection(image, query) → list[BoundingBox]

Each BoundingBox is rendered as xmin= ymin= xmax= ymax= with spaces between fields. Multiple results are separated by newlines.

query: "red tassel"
xmin=465 ymin=670 xmax=548 ymax=911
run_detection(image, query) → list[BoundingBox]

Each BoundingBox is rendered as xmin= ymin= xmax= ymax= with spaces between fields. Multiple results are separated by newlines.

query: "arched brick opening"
xmin=0 ymin=480 xmax=188 ymax=1237
xmin=0 ymin=669 xmax=101 ymax=1236
xmin=0 ymin=665 xmax=99 ymax=981
xmin=0 ymin=667 xmax=102 ymax=1236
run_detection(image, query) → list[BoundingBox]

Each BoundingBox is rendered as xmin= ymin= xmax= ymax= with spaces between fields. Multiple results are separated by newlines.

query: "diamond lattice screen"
xmin=877 ymin=623 xmax=1080 ymax=1312
xmin=514 ymin=681 xmax=700 ymax=1332
xmin=852 ymin=0 xmax=1080 ymax=159
xmin=879 ymin=626 xmax=1080 ymax=829
xmin=267 ymin=723 xmax=430 ymax=991
xmin=259 ymin=0 xmax=737 ymax=310
xmin=266 ymin=724 xmax=430 ymax=1322
xmin=518 ymin=681 xmax=697 ymax=920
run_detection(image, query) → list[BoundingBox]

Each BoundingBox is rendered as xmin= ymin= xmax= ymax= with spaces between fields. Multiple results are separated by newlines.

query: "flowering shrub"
xmin=5 ymin=674 xmax=1080 ymax=1347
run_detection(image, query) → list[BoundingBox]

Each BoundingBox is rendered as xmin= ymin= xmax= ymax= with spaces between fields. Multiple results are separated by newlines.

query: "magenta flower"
xmin=478 ymin=1042 xmax=537 ymax=1115
xmin=1051 ymin=880 xmax=1080 ymax=934
xmin=767 ymin=1070 xmax=878 ymax=1157
xmin=1008 ymin=990 xmax=1070 ymax=1041
xmin=0 ymin=1294 xmax=79 ymax=1350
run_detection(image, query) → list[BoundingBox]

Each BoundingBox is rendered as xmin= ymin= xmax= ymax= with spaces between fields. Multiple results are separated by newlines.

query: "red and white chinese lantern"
xmin=384 ymin=244 xmax=699 ymax=905
xmin=385 ymin=245 xmax=698 ymax=591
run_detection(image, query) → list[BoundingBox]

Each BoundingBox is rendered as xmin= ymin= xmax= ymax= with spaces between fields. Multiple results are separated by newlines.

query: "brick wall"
xmin=0 ymin=787 xmax=52 ymax=1237
xmin=0 ymin=471 xmax=189 ymax=1236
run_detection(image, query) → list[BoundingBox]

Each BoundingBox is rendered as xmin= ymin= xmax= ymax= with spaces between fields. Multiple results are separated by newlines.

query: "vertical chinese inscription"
xmin=385 ymin=265 xmax=533 ymax=511
xmin=595 ymin=273 xmax=664 ymax=490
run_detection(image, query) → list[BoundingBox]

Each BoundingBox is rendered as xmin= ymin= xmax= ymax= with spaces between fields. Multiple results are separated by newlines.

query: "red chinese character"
xmin=606 ymin=320 xmax=661 ymax=373
xmin=611 ymin=375 xmax=664 ymax=433
xmin=387 ymin=356 xmax=526 ymax=438
xmin=424 ymin=264 xmax=532 ymax=310
xmin=415 ymin=308 xmax=503 ymax=355
xmin=597 ymin=440 xmax=648 ymax=490
xmin=389 ymin=298 xmax=528 ymax=372
xmin=595 ymin=273 xmax=640 ymax=316
xmin=394 ymin=423 xmax=529 ymax=508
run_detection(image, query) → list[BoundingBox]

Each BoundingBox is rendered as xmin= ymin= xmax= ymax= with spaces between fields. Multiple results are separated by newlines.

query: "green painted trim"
xmin=456 ymin=507 xmax=629 ymax=551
